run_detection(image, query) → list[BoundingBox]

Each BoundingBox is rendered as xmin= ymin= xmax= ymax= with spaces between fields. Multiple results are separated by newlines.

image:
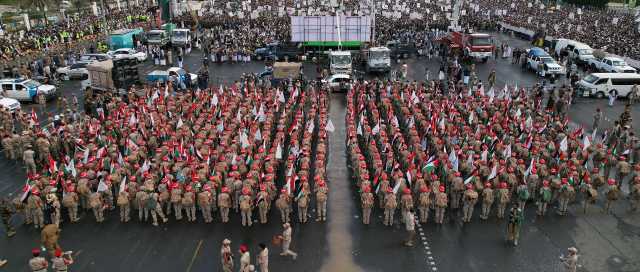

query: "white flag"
xmin=212 ymin=94 xmax=218 ymax=106
xmin=176 ymin=117 xmax=184 ymax=129
xmin=583 ymin=136 xmax=591 ymax=150
xmin=559 ymin=136 xmax=568 ymax=152
xmin=275 ymin=143 xmax=283 ymax=159
xmin=129 ymin=113 xmax=137 ymax=126
xmin=97 ymin=179 xmax=109 ymax=192
xmin=325 ymin=119 xmax=335 ymax=132
xmin=119 ymin=176 xmax=127 ymax=193
xmin=357 ymin=123 xmax=363 ymax=135
xmin=503 ymin=144 xmax=512 ymax=158
xmin=449 ymin=149 xmax=459 ymax=172
xmin=487 ymin=164 xmax=497 ymax=180
xmin=372 ymin=122 xmax=380 ymax=135
xmin=255 ymin=129 xmax=262 ymax=141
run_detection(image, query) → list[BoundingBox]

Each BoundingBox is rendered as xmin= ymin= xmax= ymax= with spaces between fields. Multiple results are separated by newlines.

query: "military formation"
xmin=0 ymin=80 xmax=330 ymax=229
xmin=347 ymin=80 xmax=640 ymax=229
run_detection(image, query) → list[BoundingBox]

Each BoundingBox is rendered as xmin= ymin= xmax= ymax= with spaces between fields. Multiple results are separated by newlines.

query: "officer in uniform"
xmin=23 ymin=144 xmax=37 ymax=174
xmin=400 ymin=188 xmax=414 ymax=222
xmin=557 ymin=179 xmax=575 ymax=216
xmin=170 ymin=183 xmax=184 ymax=220
xmin=148 ymin=189 xmax=168 ymax=226
xmin=630 ymin=177 xmax=640 ymax=212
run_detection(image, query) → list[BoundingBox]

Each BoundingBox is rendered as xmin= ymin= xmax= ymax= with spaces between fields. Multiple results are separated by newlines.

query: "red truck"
xmin=442 ymin=31 xmax=494 ymax=62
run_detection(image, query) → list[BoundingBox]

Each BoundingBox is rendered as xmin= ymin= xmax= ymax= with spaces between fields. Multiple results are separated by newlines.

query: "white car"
xmin=588 ymin=56 xmax=637 ymax=73
xmin=56 ymin=62 xmax=89 ymax=80
xmin=107 ymin=48 xmax=147 ymax=62
xmin=322 ymin=74 xmax=352 ymax=92
xmin=0 ymin=78 xmax=58 ymax=102
xmin=0 ymin=96 xmax=21 ymax=112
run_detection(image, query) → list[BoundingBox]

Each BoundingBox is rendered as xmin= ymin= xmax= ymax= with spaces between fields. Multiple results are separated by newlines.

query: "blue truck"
xmin=109 ymin=28 xmax=145 ymax=50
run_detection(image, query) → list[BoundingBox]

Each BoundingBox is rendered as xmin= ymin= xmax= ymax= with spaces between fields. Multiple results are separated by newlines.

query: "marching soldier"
xmin=496 ymin=182 xmax=510 ymax=219
xmin=537 ymin=181 xmax=552 ymax=216
xmin=605 ymin=178 xmax=620 ymax=214
xmin=462 ymin=183 xmax=478 ymax=223
xmin=616 ymin=156 xmax=631 ymax=186
xmin=296 ymin=188 xmax=309 ymax=223
xmin=136 ymin=188 xmax=149 ymax=221
xmin=315 ymin=180 xmax=328 ymax=222
xmin=183 ymin=185 xmax=196 ymax=222
xmin=89 ymin=191 xmax=105 ymax=223
xmin=557 ymin=179 xmax=575 ymax=216
xmin=239 ymin=187 xmax=253 ymax=226
xmin=198 ymin=184 xmax=214 ymax=223
xmin=221 ymin=239 xmax=234 ymax=272
xmin=117 ymin=187 xmax=131 ymax=222
xmin=450 ymin=172 xmax=464 ymax=210
xmin=516 ymin=181 xmax=530 ymax=210
xmin=275 ymin=189 xmax=291 ymax=224
xmin=62 ymin=185 xmax=80 ymax=223
xmin=218 ymin=186 xmax=231 ymax=223
xmin=171 ymin=183 xmax=184 ymax=220
xmin=257 ymin=185 xmax=269 ymax=224
xmin=480 ymin=182 xmax=494 ymax=220
xmin=400 ymin=188 xmax=414 ymax=222
xmin=148 ymin=189 xmax=168 ymax=226
xmin=434 ymin=185 xmax=448 ymax=224
xmin=383 ymin=187 xmax=397 ymax=226
xmin=0 ymin=196 xmax=16 ymax=237
xmin=417 ymin=186 xmax=431 ymax=223
xmin=23 ymin=145 xmax=37 ymax=174
xmin=361 ymin=185 xmax=374 ymax=225
xmin=582 ymin=182 xmax=598 ymax=214
xmin=28 ymin=188 xmax=44 ymax=229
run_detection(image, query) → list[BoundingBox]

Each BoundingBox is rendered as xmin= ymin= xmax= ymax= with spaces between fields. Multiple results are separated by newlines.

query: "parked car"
xmin=0 ymin=96 xmax=21 ymax=113
xmin=322 ymin=74 xmax=352 ymax=92
xmin=107 ymin=48 xmax=148 ymax=62
xmin=78 ymin=54 xmax=111 ymax=64
xmin=0 ymin=78 xmax=58 ymax=102
xmin=588 ymin=56 xmax=637 ymax=73
xmin=146 ymin=67 xmax=198 ymax=86
xmin=56 ymin=62 xmax=90 ymax=80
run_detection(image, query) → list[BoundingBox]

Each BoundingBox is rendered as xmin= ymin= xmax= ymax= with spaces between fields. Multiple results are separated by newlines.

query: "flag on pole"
xmin=449 ymin=149 xmax=458 ymax=172
xmin=463 ymin=175 xmax=474 ymax=185
xmin=119 ymin=176 xmax=127 ymax=193
xmin=97 ymin=178 xmax=109 ymax=192
xmin=31 ymin=108 xmax=38 ymax=124
xmin=176 ymin=117 xmax=184 ymax=129
xmin=559 ymin=136 xmax=568 ymax=152
xmin=487 ymin=164 xmax=498 ymax=180
xmin=48 ymin=154 xmax=58 ymax=174
xmin=326 ymin=119 xmax=335 ymax=132
xmin=583 ymin=135 xmax=591 ymax=150
xmin=275 ymin=143 xmax=283 ymax=159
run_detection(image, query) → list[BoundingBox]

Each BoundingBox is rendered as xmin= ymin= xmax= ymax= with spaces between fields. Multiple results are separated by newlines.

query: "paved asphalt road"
xmin=0 ymin=32 xmax=639 ymax=272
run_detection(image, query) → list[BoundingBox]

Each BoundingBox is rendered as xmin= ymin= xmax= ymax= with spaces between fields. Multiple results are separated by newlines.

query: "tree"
xmin=69 ymin=0 xmax=88 ymax=14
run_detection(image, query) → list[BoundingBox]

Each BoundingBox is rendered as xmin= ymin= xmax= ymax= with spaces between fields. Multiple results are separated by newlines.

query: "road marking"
xmin=416 ymin=222 xmax=439 ymax=271
xmin=185 ymin=240 xmax=203 ymax=272
xmin=73 ymin=250 xmax=83 ymax=257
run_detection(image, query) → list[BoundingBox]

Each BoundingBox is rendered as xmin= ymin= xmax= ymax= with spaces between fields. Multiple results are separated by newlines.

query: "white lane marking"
xmin=416 ymin=222 xmax=439 ymax=271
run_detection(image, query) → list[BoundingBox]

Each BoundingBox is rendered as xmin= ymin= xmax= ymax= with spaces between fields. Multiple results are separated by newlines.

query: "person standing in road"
xmin=0 ymin=196 xmax=17 ymax=237
xmin=592 ymin=108 xmax=603 ymax=136
xmin=279 ymin=223 xmax=297 ymax=260
xmin=221 ymin=239 xmax=234 ymax=272
xmin=487 ymin=69 xmax=496 ymax=89
xmin=560 ymin=247 xmax=579 ymax=272
xmin=404 ymin=209 xmax=416 ymax=247
xmin=257 ymin=243 xmax=269 ymax=272
xmin=506 ymin=207 xmax=523 ymax=246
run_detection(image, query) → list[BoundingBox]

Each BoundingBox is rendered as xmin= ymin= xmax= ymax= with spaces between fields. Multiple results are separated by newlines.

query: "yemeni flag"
xmin=48 ymin=155 xmax=58 ymax=174
xmin=31 ymin=108 xmax=38 ymax=124
xmin=20 ymin=181 xmax=32 ymax=202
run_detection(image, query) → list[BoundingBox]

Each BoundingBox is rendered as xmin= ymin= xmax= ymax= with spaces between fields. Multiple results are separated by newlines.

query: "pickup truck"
xmin=254 ymin=42 xmax=301 ymax=61
xmin=525 ymin=47 xmax=565 ymax=77
xmin=588 ymin=56 xmax=637 ymax=73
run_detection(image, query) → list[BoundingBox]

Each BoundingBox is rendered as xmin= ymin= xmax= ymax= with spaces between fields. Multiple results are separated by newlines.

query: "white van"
xmin=554 ymin=39 xmax=594 ymax=64
xmin=577 ymin=73 xmax=640 ymax=98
